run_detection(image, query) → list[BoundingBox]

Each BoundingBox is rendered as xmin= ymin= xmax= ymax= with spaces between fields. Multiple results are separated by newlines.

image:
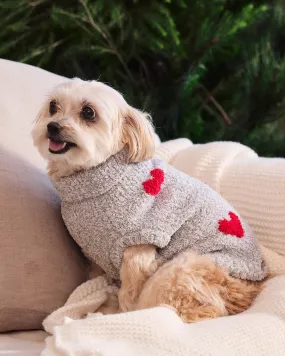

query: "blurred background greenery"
xmin=1 ymin=0 xmax=285 ymax=156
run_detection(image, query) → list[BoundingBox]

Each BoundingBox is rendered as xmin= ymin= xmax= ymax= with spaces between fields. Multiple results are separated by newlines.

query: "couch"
xmin=0 ymin=59 xmax=285 ymax=355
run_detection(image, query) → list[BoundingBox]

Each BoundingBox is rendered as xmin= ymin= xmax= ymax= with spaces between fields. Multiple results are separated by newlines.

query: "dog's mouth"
xmin=48 ymin=138 xmax=76 ymax=154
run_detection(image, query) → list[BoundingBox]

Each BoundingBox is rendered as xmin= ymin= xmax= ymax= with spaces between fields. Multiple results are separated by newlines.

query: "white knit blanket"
xmin=42 ymin=140 xmax=285 ymax=355
xmin=42 ymin=274 xmax=285 ymax=355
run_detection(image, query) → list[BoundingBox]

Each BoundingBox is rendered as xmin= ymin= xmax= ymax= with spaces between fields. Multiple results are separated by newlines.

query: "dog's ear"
xmin=123 ymin=106 xmax=156 ymax=163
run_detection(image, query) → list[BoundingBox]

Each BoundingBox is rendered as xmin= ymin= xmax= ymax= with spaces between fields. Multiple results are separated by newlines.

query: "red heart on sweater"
xmin=142 ymin=168 xmax=165 ymax=196
xmin=218 ymin=212 xmax=244 ymax=238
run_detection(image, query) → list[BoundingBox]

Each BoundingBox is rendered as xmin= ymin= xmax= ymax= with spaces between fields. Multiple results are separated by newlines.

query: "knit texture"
xmin=43 ymin=275 xmax=118 ymax=334
xmin=43 ymin=139 xmax=285 ymax=356
xmin=42 ymin=245 xmax=285 ymax=335
xmin=53 ymin=149 xmax=266 ymax=281
xmin=43 ymin=275 xmax=285 ymax=356
xmin=163 ymin=141 xmax=285 ymax=257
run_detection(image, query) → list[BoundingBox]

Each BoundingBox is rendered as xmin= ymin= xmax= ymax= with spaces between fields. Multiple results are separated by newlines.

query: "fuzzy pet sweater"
xmin=53 ymin=148 xmax=266 ymax=281
xmin=42 ymin=139 xmax=285 ymax=356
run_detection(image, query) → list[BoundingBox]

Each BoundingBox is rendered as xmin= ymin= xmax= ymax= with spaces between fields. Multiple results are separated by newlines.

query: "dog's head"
xmin=32 ymin=78 xmax=155 ymax=179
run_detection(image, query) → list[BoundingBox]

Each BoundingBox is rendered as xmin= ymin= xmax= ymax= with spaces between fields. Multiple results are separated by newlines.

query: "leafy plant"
xmin=1 ymin=0 xmax=285 ymax=156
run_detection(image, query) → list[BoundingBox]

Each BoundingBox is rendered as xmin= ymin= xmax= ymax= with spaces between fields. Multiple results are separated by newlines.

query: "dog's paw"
xmin=118 ymin=288 xmax=139 ymax=312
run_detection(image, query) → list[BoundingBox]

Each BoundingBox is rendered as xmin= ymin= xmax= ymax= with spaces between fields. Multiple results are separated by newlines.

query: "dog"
xmin=32 ymin=78 xmax=266 ymax=323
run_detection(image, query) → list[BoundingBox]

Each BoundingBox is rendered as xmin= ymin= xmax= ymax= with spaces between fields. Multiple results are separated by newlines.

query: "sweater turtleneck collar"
xmin=52 ymin=149 xmax=131 ymax=203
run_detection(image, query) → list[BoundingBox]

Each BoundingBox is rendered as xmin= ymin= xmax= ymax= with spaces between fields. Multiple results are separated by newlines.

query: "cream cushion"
xmin=0 ymin=59 xmax=88 ymax=331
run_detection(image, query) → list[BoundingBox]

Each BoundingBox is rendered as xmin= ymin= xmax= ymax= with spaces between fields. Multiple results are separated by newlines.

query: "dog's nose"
xmin=47 ymin=122 xmax=61 ymax=136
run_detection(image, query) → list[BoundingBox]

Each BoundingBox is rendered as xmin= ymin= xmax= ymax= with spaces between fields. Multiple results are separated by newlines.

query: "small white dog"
xmin=32 ymin=78 xmax=266 ymax=322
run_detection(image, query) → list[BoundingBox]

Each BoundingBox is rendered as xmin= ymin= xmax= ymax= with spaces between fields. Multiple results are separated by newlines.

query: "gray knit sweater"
xmin=53 ymin=149 xmax=266 ymax=281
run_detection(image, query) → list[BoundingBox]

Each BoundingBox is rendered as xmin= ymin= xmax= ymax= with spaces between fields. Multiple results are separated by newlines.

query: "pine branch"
xmin=79 ymin=0 xmax=135 ymax=83
xmin=0 ymin=0 xmax=284 ymax=156
xmin=200 ymin=86 xmax=232 ymax=126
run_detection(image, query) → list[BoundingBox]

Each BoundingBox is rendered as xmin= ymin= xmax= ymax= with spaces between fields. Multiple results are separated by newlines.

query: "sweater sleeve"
xmin=165 ymin=141 xmax=285 ymax=257
xmin=109 ymin=229 xmax=171 ymax=274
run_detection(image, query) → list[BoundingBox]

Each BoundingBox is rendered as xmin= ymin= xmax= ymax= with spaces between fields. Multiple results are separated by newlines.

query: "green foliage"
xmin=1 ymin=0 xmax=285 ymax=156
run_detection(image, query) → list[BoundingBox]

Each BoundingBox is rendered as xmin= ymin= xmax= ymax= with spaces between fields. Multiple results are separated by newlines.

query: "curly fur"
xmin=120 ymin=246 xmax=263 ymax=322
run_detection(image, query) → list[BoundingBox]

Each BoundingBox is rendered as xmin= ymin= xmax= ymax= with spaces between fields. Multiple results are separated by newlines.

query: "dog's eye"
xmin=49 ymin=100 xmax=57 ymax=116
xmin=81 ymin=106 xmax=95 ymax=121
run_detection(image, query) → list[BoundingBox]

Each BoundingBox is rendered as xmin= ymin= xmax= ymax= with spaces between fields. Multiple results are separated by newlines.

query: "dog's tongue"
xmin=48 ymin=139 xmax=66 ymax=152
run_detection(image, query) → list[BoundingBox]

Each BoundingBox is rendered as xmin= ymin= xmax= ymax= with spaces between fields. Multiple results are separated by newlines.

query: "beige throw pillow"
xmin=0 ymin=59 xmax=88 ymax=331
